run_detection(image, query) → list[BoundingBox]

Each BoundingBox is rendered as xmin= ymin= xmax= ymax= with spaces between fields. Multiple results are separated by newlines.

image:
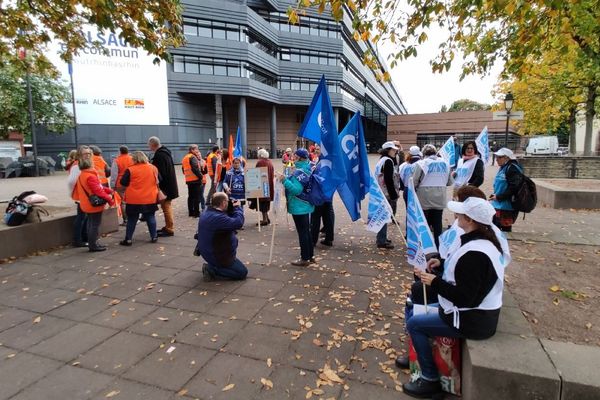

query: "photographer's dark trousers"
xmin=206 ymin=258 xmax=248 ymax=280
xmin=187 ymin=182 xmax=201 ymax=217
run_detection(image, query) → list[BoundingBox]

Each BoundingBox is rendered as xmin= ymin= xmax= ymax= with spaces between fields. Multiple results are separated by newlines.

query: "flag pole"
xmin=268 ymin=217 xmax=276 ymax=265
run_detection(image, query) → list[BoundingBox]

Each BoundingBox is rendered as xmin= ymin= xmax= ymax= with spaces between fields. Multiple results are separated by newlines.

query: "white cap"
xmin=493 ymin=148 xmax=516 ymax=160
xmin=382 ymin=141 xmax=399 ymax=150
xmin=447 ymin=197 xmax=496 ymax=225
xmin=409 ymin=146 xmax=421 ymax=157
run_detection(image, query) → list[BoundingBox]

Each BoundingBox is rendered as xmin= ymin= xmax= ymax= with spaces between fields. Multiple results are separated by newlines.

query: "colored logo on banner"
xmin=366 ymin=175 xmax=393 ymax=233
xmin=406 ymin=177 xmax=437 ymax=270
xmin=476 ymin=126 xmax=490 ymax=165
xmin=438 ymin=136 xmax=455 ymax=165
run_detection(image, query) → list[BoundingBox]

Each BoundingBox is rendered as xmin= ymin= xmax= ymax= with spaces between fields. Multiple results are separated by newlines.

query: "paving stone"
xmin=57 ymin=273 xmax=120 ymax=293
xmin=0 ymin=351 xmax=62 ymax=400
xmin=252 ymin=300 xmax=312 ymax=331
xmin=131 ymin=266 xmax=181 ymax=283
xmin=86 ymin=300 xmax=156 ymax=330
xmin=129 ymin=283 xmax=189 ymax=306
xmin=77 ymin=331 xmax=160 ymax=375
xmin=92 ymin=263 xmax=151 ymax=280
xmin=331 ymin=274 xmax=376 ymax=292
xmin=94 ymin=279 xmax=145 ymax=300
xmin=340 ymin=381 xmax=412 ymax=399
xmin=48 ymin=294 xmax=113 ymax=321
xmin=124 ymin=343 xmax=215 ymax=391
xmin=251 ymin=265 xmax=301 ymax=282
xmin=190 ymin=278 xmax=245 ymax=293
xmin=274 ymin=283 xmax=328 ymax=305
xmin=0 ymin=315 xmax=76 ymax=350
xmin=252 ymin=365 xmax=341 ymax=400
xmin=129 ymin=307 xmax=199 ymax=339
xmin=286 ymin=268 xmax=336 ymax=288
xmin=91 ymin=379 xmax=175 ymax=400
xmin=185 ymin=352 xmax=272 ymax=400
xmin=347 ymin=347 xmax=403 ymax=387
xmin=176 ymin=314 xmax=248 ymax=350
xmin=9 ymin=365 xmax=113 ymax=400
xmin=0 ymin=286 xmax=79 ymax=313
xmin=232 ymin=278 xmax=285 ymax=299
xmin=209 ymin=294 xmax=269 ymax=321
xmin=0 ymin=307 xmax=37 ymax=332
xmin=154 ymin=255 xmax=199 ymax=270
xmin=286 ymin=331 xmax=357 ymax=372
xmin=162 ymin=269 xmax=205 ymax=288
xmin=226 ymin=323 xmax=291 ymax=362
xmin=166 ymin=289 xmax=228 ymax=313
xmin=29 ymin=323 xmax=117 ymax=362
xmin=40 ymin=269 xmax=95 ymax=290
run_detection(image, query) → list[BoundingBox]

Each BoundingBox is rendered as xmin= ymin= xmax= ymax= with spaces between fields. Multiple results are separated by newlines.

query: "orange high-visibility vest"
xmin=74 ymin=169 xmax=106 ymax=213
xmin=124 ymin=163 xmax=159 ymax=205
xmin=92 ymin=155 xmax=109 ymax=186
xmin=182 ymin=153 xmax=200 ymax=183
xmin=114 ymin=154 xmax=133 ymax=188
xmin=206 ymin=152 xmax=217 ymax=177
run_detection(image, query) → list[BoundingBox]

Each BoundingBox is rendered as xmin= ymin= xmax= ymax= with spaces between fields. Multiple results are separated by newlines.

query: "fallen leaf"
xmin=157 ymin=317 xmax=169 ymax=321
xmin=585 ymin=322 xmax=592 ymax=330
xmin=260 ymin=377 xmax=273 ymax=390
xmin=222 ymin=383 xmax=235 ymax=392
xmin=267 ymin=358 xmax=272 ymax=367
xmin=105 ymin=390 xmax=120 ymax=398
xmin=109 ymin=299 xmax=121 ymax=306
xmin=177 ymin=389 xmax=188 ymax=396
xmin=32 ymin=316 xmax=41 ymax=324
xmin=552 ymin=298 xmax=560 ymax=306
xmin=549 ymin=285 xmax=560 ymax=292
xmin=313 ymin=338 xmax=324 ymax=347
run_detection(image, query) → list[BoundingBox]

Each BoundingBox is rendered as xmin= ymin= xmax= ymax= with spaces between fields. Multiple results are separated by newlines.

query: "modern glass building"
xmin=39 ymin=0 xmax=406 ymax=161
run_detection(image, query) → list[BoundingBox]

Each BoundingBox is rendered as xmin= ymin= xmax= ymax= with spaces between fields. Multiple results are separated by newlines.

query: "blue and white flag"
xmin=438 ymin=136 xmax=455 ymax=165
xmin=233 ymin=126 xmax=243 ymax=159
xmin=337 ymin=111 xmax=371 ymax=221
xmin=297 ymin=75 xmax=347 ymax=199
xmin=366 ymin=176 xmax=393 ymax=232
xmin=406 ymin=177 xmax=437 ymax=270
xmin=475 ymin=126 xmax=490 ymax=165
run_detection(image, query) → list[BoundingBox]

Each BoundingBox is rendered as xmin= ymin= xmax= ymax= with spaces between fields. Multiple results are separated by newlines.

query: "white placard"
xmin=46 ymin=26 xmax=170 ymax=125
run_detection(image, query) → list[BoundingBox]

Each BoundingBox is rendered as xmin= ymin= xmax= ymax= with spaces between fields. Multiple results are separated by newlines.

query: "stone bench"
xmin=461 ymin=290 xmax=600 ymax=400
xmin=0 ymin=208 xmax=118 ymax=259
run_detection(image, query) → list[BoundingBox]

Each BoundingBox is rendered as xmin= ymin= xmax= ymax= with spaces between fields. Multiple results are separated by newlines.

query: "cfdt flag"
xmin=297 ymin=75 xmax=346 ymax=198
xmin=475 ymin=126 xmax=490 ymax=165
xmin=337 ymin=111 xmax=371 ymax=221
xmin=366 ymin=176 xmax=393 ymax=232
xmin=406 ymin=177 xmax=437 ymax=270
xmin=438 ymin=136 xmax=455 ymax=165
xmin=233 ymin=126 xmax=243 ymax=159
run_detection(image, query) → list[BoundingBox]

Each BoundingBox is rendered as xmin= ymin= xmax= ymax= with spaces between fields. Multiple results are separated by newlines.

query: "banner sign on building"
xmin=47 ymin=27 xmax=170 ymax=125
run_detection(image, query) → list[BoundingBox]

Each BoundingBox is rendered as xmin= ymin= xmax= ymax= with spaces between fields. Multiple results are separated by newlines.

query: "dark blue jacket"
xmin=196 ymin=206 xmax=244 ymax=267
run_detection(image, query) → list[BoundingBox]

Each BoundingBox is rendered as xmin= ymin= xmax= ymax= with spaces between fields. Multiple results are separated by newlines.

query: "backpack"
xmin=511 ymin=169 xmax=537 ymax=213
xmin=294 ymin=169 xmax=328 ymax=206
xmin=3 ymin=190 xmax=36 ymax=226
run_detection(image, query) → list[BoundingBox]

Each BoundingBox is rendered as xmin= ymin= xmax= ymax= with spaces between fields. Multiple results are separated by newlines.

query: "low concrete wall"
xmin=519 ymin=156 xmax=600 ymax=179
xmin=535 ymin=180 xmax=600 ymax=209
xmin=0 ymin=208 xmax=118 ymax=259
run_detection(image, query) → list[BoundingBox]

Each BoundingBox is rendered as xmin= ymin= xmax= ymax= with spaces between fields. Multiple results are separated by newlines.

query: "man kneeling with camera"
xmin=194 ymin=192 xmax=247 ymax=281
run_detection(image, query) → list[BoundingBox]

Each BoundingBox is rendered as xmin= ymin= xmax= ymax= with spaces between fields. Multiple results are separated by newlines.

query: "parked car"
xmin=525 ymin=136 xmax=559 ymax=155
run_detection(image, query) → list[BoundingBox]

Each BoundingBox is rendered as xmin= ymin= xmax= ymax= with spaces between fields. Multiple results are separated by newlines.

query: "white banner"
xmin=47 ymin=26 xmax=169 ymax=125
xmin=366 ymin=176 xmax=393 ymax=233
xmin=476 ymin=126 xmax=491 ymax=166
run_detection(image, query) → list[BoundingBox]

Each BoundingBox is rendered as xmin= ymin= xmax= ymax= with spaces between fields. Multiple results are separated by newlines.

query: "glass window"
xmin=213 ymin=28 xmax=226 ymax=39
xmin=300 ymin=25 xmax=310 ymax=35
xmin=309 ymin=83 xmax=317 ymax=91
xmin=290 ymin=24 xmax=300 ymax=34
xmin=214 ymin=65 xmax=227 ymax=76
xmin=281 ymin=52 xmax=290 ymax=61
xmin=270 ymin=21 xmax=279 ymax=30
xmin=185 ymin=60 xmax=199 ymax=74
xmin=319 ymin=56 xmax=328 ymax=65
xmin=227 ymin=65 xmax=240 ymax=77
xmin=198 ymin=25 xmax=211 ymax=37
xmin=200 ymin=63 xmax=213 ymax=74
xmin=310 ymin=54 xmax=319 ymax=64
xmin=290 ymin=53 xmax=300 ymax=62
xmin=280 ymin=81 xmax=291 ymax=90
xmin=328 ymin=29 xmax=337 ymax=38
xmin=319 ymin=27 xmax=328 ymax=37
xmin=300 ymin=81 xmax=309 ymax=91
xmin=300 ymin=54 xmax=309 ymax=63
xmin=184 ymin=24 xmax=198 ymax=36
xmin=173 ymin=56 xmax=184 ymax=73
xmin=226 ymin=29 xmax=239 ymax=41
xmin=291 ymin=81 xmax=300 ymax=91
xmin=328 ymin=57 xmax=337 ymax=66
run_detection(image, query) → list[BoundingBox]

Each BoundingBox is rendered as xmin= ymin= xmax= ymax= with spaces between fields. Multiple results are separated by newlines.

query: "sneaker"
xmin=309 ymin=257 xmax=317 ymax=264
xmin=156 ymin=230 xmax=174 ymax=237
xmin=320 ymin=240 xmax=333 ymax=247
xmin=89 ymin=245 xmax=107 ymax=252
xmin=150 ymin=237 xmax=158 ymax=243
xmin=119 ymin=239 xmax=132 ymax=246
xmin=402 ymin=377 xmax=442 ymax=398
xmin=202 ymin=264 xmax=215 ymax=281
xmin=395 ymin=356 xmax=409 ymax=369
xmin=73 ymin=242 xmax=88 ymax=248
xmin=291 ymin=259 xmax=310 ymax=267
xmin=377 ymin=243 xmax=395 ymax=249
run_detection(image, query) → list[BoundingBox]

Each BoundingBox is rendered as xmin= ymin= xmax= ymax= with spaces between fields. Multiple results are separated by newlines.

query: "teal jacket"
xmin=283 ymin=160 xmax=315 ymax=215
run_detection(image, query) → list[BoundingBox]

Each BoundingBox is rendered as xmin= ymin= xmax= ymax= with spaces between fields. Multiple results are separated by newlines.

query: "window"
xmin=290 ymin=24 xmax=300 ymax=34
xmin=214 ymin=65 xmax=227 ymax=76
xmin=198 ymin=25 xmax=211 ymax=37
xmin=200 ymin=63 xmax=213 ymax=74
xmin=226 ymin=29 xmax=239 ymax=41
xmin=280 ymin=81 xmax=291 ymax=90
xmin=227 ymin=65 xmax=240 ymax=77
xmin=185 ymin=60 xmax=199 ymax=74
xmin=290 ymin=53 xmax=300 ymax=62
xmin=291 ymin=81 xmax=300 ymax=91
xmin=319 ymin=56 xmax=328 ymax=65
xmin=280 ymin=51 xmax=291 ymax=61
xmin=173 ymin=56 xmax=184 ymax=72
xmin=184 ymin=24 xmax=197 ymax=36
xmin=300 ymin=54 xmax=309 ymax=63
xmin=300 ymin=81 xmax=310 ymax=91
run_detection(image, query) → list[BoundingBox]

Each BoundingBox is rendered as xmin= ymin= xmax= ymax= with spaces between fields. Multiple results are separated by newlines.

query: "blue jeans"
xmin=125 ymin=211 xmax=157 ymax=240
xmin=73 ymin=204 xmax=88 ymax=244
xmin=206 ymin=258 xmax=247 ymax=280
xmin=292 ymin=213 xmax=313 ymax=261
xmin=376 ymin=198 xmax=397 ymax=245
xmin=199 ymin=183 xmax=206 ymax=210
xmin=406 ymin=309 xmax=463 ymax=381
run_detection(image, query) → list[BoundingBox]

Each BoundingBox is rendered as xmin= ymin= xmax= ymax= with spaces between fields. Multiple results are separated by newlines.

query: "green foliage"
xmin=0 ymin=66 xmax=73 ymax=141
xmin=444 ymin=99 xmax=491 ymax=112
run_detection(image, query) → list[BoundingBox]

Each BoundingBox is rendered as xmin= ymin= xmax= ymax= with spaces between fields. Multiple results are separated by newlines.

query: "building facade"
xmin=38 ymin=0 xmax=406 ymax=161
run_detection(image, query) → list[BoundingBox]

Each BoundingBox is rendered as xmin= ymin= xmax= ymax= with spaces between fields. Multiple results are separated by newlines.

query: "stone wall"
xmin=519 ymin=156 xmax=600 ymax=179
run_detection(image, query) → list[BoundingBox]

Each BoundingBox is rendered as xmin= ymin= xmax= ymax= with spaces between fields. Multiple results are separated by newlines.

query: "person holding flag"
xmin=310 ymin=145 xmax=334 ymax=247
xmin=451 ymin=140 xmax=484 ymax=197
xmin=398 ymin=145 xmax=422 ymax=205
xmin=374 ymin=141 xmax=400 ymax=249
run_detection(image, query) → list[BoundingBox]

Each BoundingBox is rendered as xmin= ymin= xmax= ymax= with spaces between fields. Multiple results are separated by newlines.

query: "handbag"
xmin=79 ymin=177 xmax=108 ymax=206
xmin=157 ymin=189 xmax=167 ymax=203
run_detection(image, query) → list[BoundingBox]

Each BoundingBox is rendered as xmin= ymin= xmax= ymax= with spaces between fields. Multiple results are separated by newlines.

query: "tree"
xmin=444 ymin=99 xmax=491 ymax=112
xmin=0 ymin=65 xmax=73 ymax=141
xmin=0 ymin=1 xmax=184 ymax=73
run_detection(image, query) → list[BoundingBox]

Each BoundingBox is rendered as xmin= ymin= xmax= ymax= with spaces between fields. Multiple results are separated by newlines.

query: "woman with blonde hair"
xmin=119 ymin=151 xmax=160 ymax=245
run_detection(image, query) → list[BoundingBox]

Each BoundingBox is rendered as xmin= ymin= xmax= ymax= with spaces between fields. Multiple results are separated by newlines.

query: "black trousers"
xmin=292 ymin=214 xmax=314 ymax=261
xmin=423 ymin=208 xmax=443 ymax=249
xmin=311 ymin=202 xmax=334 ymax=244
xmin=187 ymin=183 xmax=201 ymax=217
xmin=86 ymin=211 xmax=103 ymax=249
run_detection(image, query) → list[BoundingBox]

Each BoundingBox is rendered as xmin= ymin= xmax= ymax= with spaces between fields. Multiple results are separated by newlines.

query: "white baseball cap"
xmin=447 ymin=197 xmax=496 ymax=225
xmin=409 ymin=146 xmax=421 ymax=157
xmin=382 ymin=141 xmax=399 ymax=150
xmin=493 ymin=148 xmax=516 ymax=160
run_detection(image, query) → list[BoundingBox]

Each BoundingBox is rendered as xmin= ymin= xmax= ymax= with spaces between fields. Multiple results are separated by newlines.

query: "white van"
xmin=525 ymin=136 xmax=559 ymax=155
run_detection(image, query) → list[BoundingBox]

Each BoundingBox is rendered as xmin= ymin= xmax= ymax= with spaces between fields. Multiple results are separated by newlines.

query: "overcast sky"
xmin=379 ymin=27 xmax=504 ymax=114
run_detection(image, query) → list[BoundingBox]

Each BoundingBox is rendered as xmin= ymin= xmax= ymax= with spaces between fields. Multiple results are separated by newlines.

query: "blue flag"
xmin=366 ymin=176 xmax=393 ymax=232
xmin=475 ymin=126 xmax=490 ymax=166
xmin=337 ymin=111 xmax=371 ymax=221
xmin=406 ymin=177 xmax=438 ymax=270
xmin=233 ymin=126 xmax=243 ymax=158
xmin=297 ymin=75 xmax=347 ymax=198
xmin=438 ymin=136 xmax=455 ymax=165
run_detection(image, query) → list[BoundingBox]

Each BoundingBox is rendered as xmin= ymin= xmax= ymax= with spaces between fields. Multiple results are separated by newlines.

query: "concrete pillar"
xmin=238 ymin=97 xmax=247 ymax=159
xmin=215 ymin=94 xmax=223 ymax=148
xmin=333 ymin=107 xmax=340 ymax=131
xmin=223 ymin=101 xmax=229 ymax=148
xmin=270 ymin=104 xmax=277 ymax=159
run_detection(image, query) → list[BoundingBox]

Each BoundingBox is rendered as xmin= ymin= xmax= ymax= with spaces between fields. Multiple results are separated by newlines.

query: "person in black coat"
xmin=148 ymin=136 xmax=179 ymax=236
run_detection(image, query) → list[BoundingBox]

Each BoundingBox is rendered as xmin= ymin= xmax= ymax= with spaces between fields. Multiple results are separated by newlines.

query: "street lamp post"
xmin=503 ymin=92 xmax=514 ymax=148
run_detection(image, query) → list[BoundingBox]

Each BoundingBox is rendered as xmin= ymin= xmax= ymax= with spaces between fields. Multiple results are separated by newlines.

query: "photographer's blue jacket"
xmin=196 ymin=206 xmax=244 ymax=267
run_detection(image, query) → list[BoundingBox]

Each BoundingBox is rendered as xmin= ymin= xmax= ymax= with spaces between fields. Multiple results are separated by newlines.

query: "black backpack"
xmin=3 ymin=190 xmax=36 ymax=226
xmin=511 ymin=168 xmax=537 ymax=213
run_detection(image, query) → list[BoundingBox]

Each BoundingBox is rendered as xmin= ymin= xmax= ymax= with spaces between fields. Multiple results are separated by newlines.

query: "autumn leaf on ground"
xmin=176 ymin=389 xmax=188 ymax=396
xmin=260 ymin=378 xmax=273 ymax=390
xmin=319 ymin=363 xmax=344 ymax=384
xmin=552 ymin=298 xmax=560 ymax=306
xmin=32 ymin=316 xmax=41 ymax=323
xmin=104 ymin=390 xmax=120 ymax=398
xmin=585 ymin=322 xmax=592 ymax=329
xmin=222 ymin=383 xmax=235 ymax=391
xmin=267 ymin=358 xmax=272 ymax=367
xmin=549 ymin=285 xmax=560 ymax=292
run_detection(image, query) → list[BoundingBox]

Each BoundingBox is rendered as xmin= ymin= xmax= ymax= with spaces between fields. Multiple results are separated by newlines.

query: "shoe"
xmin=73 ymin=242 xmax=88 ymax=248
xmin=309 ymin=257 xmax=317 ymax=264
xmin=320 ymin=240 xmax=333 ymax=247
xmin=156 ymin=230 xmax=174 ymax=237
xmin=202 ymin=263 xmax=215 ymax=281
xmin=377 ymin=243 xmax=395 ymax=249
xmin=257 ymin=221 xmax=268 ymax=226
xmin=291 ymin=259 xmax=310 ymax=267
xmin=386 ymin=239 xmax=392 ymax=244
xmin=150 ymin=237 xmax=158 ymax=243
xmin=395 ymin=356 xmax=409 ymax=369
xmin=139 ymin=216 xmax=147 ymax=222
xmin=119 ymin=221 xmax=127 ymax=227
xmin=119 ymin=239 xmax=132 ymax=246
xmin=89 ymin=245 xmax=107 ymax=252
xmin=402 ymin=377 xmax=442 ymax=398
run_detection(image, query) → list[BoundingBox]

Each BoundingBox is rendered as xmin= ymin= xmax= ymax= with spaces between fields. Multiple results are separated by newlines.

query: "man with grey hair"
xmin=412 ymin=144 xmax=453 ymax=247
xmin=181 ymin=144 xmax=204 ymax=218
xmin=148 ymin=136 xmax=179 ymax=236
xmin=67 ymin=145 xmax=93 ymax=247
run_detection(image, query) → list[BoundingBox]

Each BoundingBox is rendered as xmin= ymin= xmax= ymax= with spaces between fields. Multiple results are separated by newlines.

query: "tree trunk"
xmin=568 ymin=107 xmax=577 ymax=155
xmin=584 ymin=86 xmax=596 ymax=156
